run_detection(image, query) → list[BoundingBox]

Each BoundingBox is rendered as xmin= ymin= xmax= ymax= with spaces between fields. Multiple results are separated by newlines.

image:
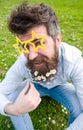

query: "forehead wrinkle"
xmin=18 ymin=33 xmax=32 ymax=41
xmin=19 ymin=32 xmax=46 ymax=41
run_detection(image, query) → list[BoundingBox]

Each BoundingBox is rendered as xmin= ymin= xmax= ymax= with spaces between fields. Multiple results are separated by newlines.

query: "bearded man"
xmin=0 ymin=2 xmax=83 ymax=130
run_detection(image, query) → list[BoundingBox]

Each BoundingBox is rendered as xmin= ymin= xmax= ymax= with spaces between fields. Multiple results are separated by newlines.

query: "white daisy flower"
xmin=34 ymin=71 xmax=38 ymax=76
xmin=46 ymin=72 xmax=50 ymax=77
xmin=43 ymin=77 xmax=46 ymax=82
xmin=41 ymin=75 xmax=45 ymax=79
xmin=37 ymin=76 xmax=41 ymax=81
xmin=50 ymin=69 xmax=56 ymax=74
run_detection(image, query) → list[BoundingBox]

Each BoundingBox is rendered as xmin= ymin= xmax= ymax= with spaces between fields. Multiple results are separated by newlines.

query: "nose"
xmin=28 ymin=46 xmax=38 ymax=60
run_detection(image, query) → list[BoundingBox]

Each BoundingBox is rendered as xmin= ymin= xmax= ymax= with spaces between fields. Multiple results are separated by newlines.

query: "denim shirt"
xmin=0 ymin=42 xmax=83 ymax=116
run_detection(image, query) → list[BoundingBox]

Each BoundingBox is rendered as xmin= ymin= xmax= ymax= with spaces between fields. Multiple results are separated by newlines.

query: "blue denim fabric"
xmin=8 ymin=81 xmax=81 ymax=130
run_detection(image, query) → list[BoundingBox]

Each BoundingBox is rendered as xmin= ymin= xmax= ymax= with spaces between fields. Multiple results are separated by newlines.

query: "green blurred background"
xmin=0 ymin=0 xmax=83 ymax=129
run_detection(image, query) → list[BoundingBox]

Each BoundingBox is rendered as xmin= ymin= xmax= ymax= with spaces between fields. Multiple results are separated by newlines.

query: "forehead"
xmin=18 ymin=25 xmax=48 ymax=41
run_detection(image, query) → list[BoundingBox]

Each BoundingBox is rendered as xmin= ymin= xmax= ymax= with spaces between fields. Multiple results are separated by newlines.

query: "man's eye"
xmin=19 ymin=43 xmax=29 ymax=50
xmin=35 ymin=41 xmax=41 ymax=46
xmin=25 ymin=44 xmax=29 ymax=49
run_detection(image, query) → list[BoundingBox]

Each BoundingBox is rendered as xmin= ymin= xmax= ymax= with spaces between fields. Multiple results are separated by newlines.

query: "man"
xmin=0 ymin=2 xmax=83 ymax=130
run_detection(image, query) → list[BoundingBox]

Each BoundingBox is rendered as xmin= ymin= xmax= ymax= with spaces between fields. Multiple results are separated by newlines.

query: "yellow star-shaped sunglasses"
xmin=13 ymin=31 xmax=47 ymax=55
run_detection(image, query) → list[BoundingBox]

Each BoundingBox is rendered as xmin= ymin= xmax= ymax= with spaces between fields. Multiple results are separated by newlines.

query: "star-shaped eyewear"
xmin=13 ymin=31 xmax=47 ymax=55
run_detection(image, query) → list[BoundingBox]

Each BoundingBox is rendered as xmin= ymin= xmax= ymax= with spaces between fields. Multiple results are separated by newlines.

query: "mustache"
xmin=28 ymin=54 xmax=55 ymax=67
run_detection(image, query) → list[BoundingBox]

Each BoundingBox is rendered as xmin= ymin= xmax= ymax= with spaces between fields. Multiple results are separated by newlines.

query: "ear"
xmin=55 ymin=33 xmax=62 ymax=48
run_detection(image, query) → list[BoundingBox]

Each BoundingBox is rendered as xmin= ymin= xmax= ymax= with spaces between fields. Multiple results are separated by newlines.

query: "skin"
xmin=4 ymin=25 xmax=62 ymax=116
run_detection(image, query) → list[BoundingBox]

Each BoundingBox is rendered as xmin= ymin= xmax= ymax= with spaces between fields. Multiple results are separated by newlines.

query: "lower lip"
xmin=34 ymin=62 xmax=44 ymax=67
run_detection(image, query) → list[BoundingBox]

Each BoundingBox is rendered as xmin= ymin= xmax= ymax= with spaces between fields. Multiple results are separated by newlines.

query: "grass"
xmin=0 ymin=0 xmax=83 ymax=130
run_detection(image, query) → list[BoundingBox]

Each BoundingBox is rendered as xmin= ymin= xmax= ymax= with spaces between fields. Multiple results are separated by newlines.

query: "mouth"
xmin=34 ymin=62 xmax=44 ymax=67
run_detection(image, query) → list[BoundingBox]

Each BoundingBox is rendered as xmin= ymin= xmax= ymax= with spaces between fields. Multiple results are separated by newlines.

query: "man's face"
xmin=18 ymin=25 xmax=61 ymax=82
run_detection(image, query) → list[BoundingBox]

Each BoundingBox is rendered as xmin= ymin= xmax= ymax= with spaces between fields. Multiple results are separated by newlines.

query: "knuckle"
xmin=32 ymin=102 xmax=37 ymax=109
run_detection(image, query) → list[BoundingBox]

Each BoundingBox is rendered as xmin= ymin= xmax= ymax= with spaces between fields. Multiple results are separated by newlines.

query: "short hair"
xmin=8 ymin=2 xmax=60 ymax=38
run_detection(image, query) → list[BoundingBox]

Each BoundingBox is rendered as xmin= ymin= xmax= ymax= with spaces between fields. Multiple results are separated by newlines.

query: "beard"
xmin=26 ymin=46 xmax=59 ymax=82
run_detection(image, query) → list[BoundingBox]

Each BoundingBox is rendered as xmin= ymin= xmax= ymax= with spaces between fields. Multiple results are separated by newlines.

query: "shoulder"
xmin=60 ymin=42 xmax=82 ymax=63
xmin=58 ymin=42 xmax=83 ymax=80
xmin=17 ymin=53 xmax=27 ymax=64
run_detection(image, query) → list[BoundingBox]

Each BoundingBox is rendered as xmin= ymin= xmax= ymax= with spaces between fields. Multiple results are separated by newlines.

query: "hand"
xmin=13 ymin=82 xmax=41 ymax=115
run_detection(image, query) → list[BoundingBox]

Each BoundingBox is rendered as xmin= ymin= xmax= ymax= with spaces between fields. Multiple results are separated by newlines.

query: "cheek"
xmin=39 ymin=49 xmax=54 ymax=58
xmin=45 ymin=45 xmax=55 ymax=57
xmin=45 ymin=41 xmax=55 ymax=56
xmin=46 ymin=50 xmax=54 ymax=58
